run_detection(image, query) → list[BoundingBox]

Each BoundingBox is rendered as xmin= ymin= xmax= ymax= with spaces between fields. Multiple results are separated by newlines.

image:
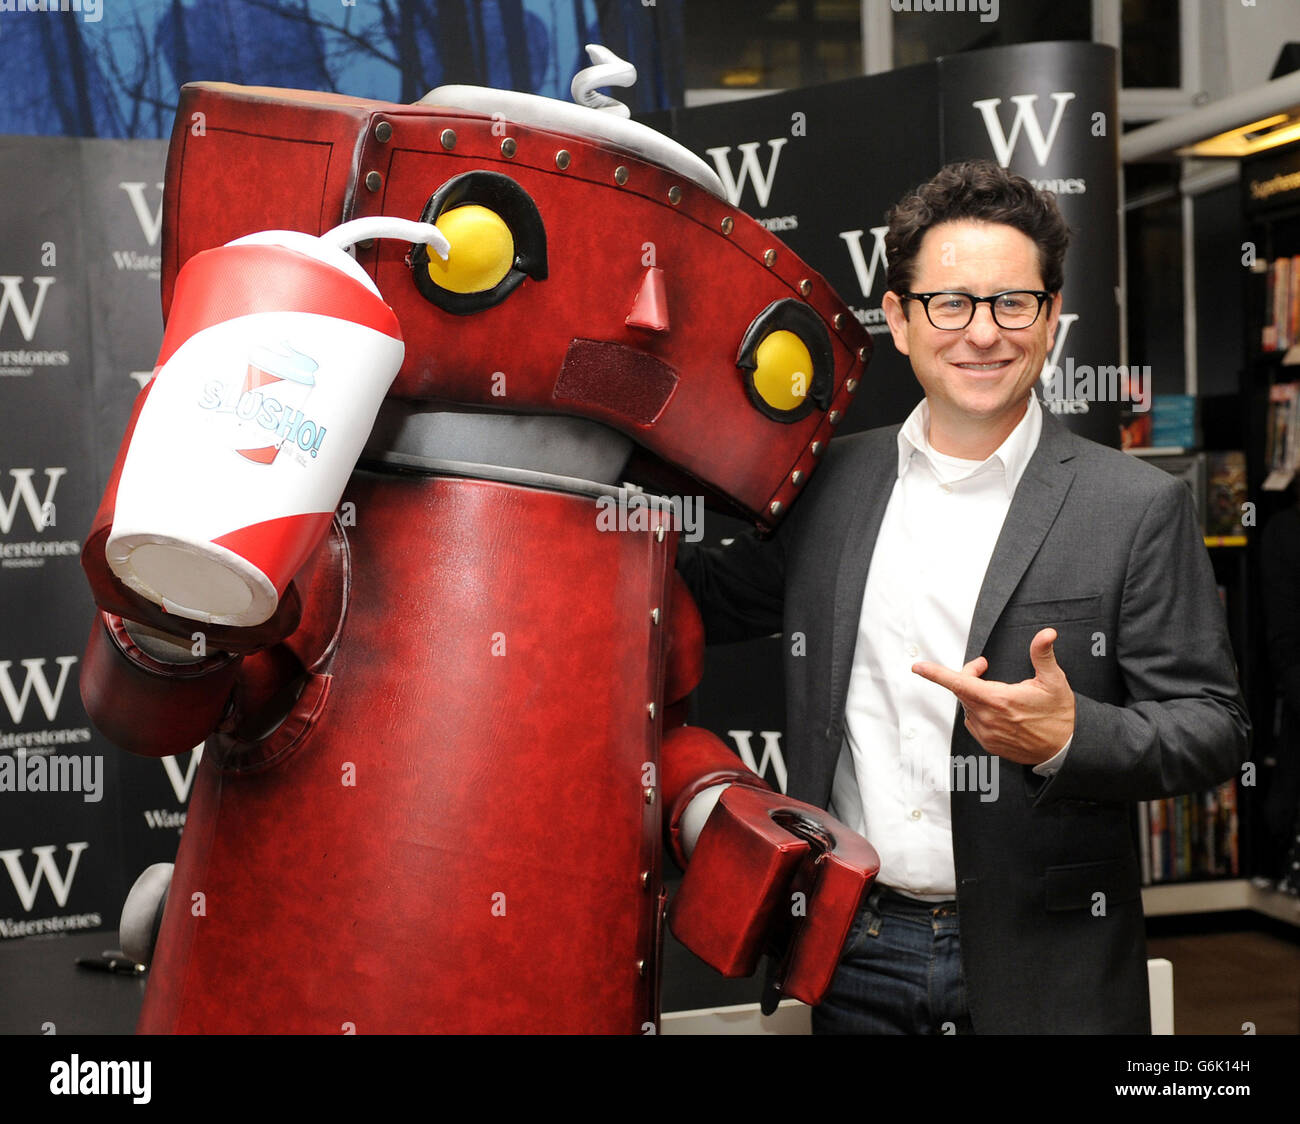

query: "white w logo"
xmin=0 ymin=656 xmax=78 ymax=723
xmin=0 ymin=843 xmax=89 ymax=911
xmin=119 ymin=181 xmax=164 ymax=247
xmin=839 ymin=226 xmax=890 ymax=299
xmin=971 ymin=92 xmax=1076 ymax=168
xmin=728 ymin=729 xmax=788 ymax=794
xmin=1040 ymin=311 xmax=1079 ymax=384
xmin=0 ymin=468 xmax=66 ymax=534
xmin=0 ymin=276 xmax=54 ymax=342
xmin=704 ymin=139 xmax=788 ymax=208
xmin=161 ymin=744 xmax=204 ymax=803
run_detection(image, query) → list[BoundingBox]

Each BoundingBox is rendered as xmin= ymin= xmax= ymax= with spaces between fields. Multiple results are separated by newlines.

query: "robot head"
xmin=161 ymin=75 xmax=871 ymax=530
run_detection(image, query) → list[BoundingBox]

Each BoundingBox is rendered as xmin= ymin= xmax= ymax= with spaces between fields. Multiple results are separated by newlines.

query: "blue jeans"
xmin=811 ymin=883 xmax=973 ymax=1035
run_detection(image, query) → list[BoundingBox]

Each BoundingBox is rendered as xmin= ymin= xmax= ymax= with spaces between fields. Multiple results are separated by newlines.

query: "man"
xmin=677 ymin=160 xmax=1249 ymax=1034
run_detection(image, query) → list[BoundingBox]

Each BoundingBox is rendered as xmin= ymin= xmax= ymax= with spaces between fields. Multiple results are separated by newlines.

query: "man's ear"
xmin=882 ymin=290 xmax=911 ymax=356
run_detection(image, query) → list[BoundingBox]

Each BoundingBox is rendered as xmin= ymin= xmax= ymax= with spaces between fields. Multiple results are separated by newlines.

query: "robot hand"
xmin=668 ymin=784 xmax=879 ymax=1010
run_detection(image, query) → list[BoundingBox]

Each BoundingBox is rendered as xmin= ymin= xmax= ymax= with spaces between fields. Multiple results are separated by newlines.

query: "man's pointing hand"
xmin=910 ymin=628 xmax=1075 ymax=765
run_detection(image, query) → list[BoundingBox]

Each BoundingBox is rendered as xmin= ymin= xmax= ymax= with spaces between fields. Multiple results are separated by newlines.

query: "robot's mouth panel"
xmin=552 ymin=339 xmax=679 ymax=427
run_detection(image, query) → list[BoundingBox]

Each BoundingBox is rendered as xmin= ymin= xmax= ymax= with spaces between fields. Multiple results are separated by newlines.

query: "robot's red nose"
xmin=625 ymin=267 xmax=669 ymax=333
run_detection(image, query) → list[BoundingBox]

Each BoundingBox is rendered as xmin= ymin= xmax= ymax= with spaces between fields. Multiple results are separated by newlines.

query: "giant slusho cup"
xmin=106 ymin=218 xmax=449 ymax=627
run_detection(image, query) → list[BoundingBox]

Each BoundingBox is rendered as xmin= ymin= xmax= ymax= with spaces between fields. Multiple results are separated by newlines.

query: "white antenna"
xmin=571 ymin=44 xmax=636 ymax=119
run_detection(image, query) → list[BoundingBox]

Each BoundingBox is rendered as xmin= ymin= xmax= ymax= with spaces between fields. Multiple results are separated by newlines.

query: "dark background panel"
xmin=81 ymin=139 xmax=168 ymax=490
xmin=646 ymin=64 xmax=944 ymax=436
xmin=0 ymin=137 xmax=127 ymax=942
xmin=938 ymin=41 xmax=1123 ymax=445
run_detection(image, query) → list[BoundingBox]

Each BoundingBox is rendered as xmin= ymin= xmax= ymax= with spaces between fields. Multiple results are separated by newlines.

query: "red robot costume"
xmin=79 ymin=58 xmax=880 ymax=1033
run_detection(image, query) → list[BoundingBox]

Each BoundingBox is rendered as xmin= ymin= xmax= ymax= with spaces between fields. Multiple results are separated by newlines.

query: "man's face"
xmin=882 ymin=220 xmax=1061 ymax=454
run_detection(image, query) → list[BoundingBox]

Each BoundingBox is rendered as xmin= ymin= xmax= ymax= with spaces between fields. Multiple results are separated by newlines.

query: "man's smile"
xmin=951 ymin=359 xmax=1014 ymax=372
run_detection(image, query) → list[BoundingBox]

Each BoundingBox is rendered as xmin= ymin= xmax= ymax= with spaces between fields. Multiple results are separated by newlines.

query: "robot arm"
xmin=80 ymin=378 xmax=349 ymax=761
xmin=660 ymin=572 xmax=879 ymax=1007
xmin=80 ymin=610 xmax=242 ymax=759
xmin=81 ymin=514 xmax=346 ymax=763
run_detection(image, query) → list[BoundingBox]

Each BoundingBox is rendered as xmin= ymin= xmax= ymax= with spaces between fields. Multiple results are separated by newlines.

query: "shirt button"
xmin=906 ymin=644 xmax=919 ymax=658
xmin=904 ymin=727 xmax=917 ymax=739
xmin=910 ymin=809 xmax=922 ymax=820
xmin=939 ymin=483 xmax=952 ymax=493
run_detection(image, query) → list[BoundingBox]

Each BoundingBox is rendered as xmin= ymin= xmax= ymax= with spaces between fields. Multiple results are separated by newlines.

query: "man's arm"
xmin=1038 ymin=476 xmax=1249 ymax=803
xmin=676 ymin=526 xmax=786 ymax=645
xmin=913 ymin=475 xmax=1249 ymax=801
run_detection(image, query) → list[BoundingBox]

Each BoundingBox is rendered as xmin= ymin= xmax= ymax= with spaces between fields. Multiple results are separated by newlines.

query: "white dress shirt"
xmin=828 ymin=394 xmax=1054 ymax=897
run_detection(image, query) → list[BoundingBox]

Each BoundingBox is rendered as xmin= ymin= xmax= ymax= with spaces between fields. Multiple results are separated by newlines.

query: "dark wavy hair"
xmin=884 ymin=160 xmax=1071 ymax=298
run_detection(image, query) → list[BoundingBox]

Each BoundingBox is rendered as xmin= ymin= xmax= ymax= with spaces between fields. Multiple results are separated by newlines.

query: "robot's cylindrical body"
xmin=140 ymin=470 xmax=673 ymax=1033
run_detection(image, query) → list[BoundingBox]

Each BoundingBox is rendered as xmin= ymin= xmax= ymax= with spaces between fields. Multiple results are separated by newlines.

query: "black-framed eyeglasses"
xmin=900 ymin=290 xmax=1051 ymax=330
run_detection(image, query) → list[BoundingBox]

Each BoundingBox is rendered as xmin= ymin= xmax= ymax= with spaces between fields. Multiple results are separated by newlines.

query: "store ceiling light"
xmin=1177 ymin=113 xmax=1300 ymax=158
xmin=720 ymin=67 xmax=764 ymax=87
xmin=1122 ymin=67 xmax=1300 ymax=163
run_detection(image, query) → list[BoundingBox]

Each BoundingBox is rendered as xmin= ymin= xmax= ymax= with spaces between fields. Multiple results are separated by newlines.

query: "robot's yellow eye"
xmin=736 ymin=299 xmax=835 ymax=423
xmin=752 ymin=330 xmax=812 ymax=413
xmin=426 ymin=205 xmax=515 ymax=294
xmin=409 ymin=171 xmax=548 ymax=316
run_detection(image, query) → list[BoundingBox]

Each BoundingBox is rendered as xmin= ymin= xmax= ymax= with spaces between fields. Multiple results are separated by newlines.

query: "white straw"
xmin=323 ymin=217 xmax=450 ymax=260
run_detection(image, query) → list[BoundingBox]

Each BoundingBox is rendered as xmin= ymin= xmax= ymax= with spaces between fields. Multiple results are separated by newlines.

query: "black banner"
xmin=939 ymin=41 xmax=1122 ymax=444
xmin=647 ymin=41 xmax=1122 ymax=443
xmin=0 ymin=138 xmax=185 ymax=955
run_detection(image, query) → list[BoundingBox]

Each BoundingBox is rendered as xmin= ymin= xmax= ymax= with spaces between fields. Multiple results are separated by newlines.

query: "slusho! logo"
xmin=198 ymin=341 xmax=327 ymax=463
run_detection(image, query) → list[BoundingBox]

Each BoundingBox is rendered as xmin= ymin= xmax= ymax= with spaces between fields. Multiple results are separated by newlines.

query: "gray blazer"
xmin=679 ymin=406 xmax=1250 ymax=1033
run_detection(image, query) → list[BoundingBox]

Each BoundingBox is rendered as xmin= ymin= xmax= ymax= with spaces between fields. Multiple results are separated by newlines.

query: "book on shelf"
xmin=1138 ymin=800 xmax=1151 ymax=884
xmin=1139 ymin=781 xmax=1239 ymax=885
xmin=1264 ymin=382 xmax=1299 ymax=491
xmin=1263 ymin=256 xmax=1300 ymax=351
xmin=1205 ymin=451 xmax=1248 ymax=537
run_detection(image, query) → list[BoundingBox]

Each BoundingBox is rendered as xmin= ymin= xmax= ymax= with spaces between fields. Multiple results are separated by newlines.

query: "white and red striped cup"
xmin=105 ymin=219 xmax=448 ymax=627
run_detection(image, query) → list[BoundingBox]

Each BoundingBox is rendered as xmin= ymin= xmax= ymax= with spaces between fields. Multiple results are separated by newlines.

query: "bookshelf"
xmin=1226 ymin=141 xmax=1300 ymax=921
xmin=1142 ymin=880 xmax=1300 ymax=925
xmin=1118 ymin=146 xmax=1300 ymax=921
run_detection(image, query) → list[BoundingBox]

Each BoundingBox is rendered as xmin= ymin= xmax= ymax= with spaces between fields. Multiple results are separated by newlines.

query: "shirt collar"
xmin=896 ymin=393 xmax=1043 ymax=497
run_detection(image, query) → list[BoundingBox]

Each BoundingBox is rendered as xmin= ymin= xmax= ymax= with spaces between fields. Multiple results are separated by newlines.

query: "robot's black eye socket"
xmin=408 ymin=171 xmax=547 ymax=315
xmin=735 ymin=299 xmax=834 ymax=423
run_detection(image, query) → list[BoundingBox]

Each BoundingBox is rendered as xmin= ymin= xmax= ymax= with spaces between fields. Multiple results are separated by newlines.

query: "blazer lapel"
xmin=963 ymin=408 xmax=1079 ymax=663
xmin=827 ymin=429 xmax=900 ymax=740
